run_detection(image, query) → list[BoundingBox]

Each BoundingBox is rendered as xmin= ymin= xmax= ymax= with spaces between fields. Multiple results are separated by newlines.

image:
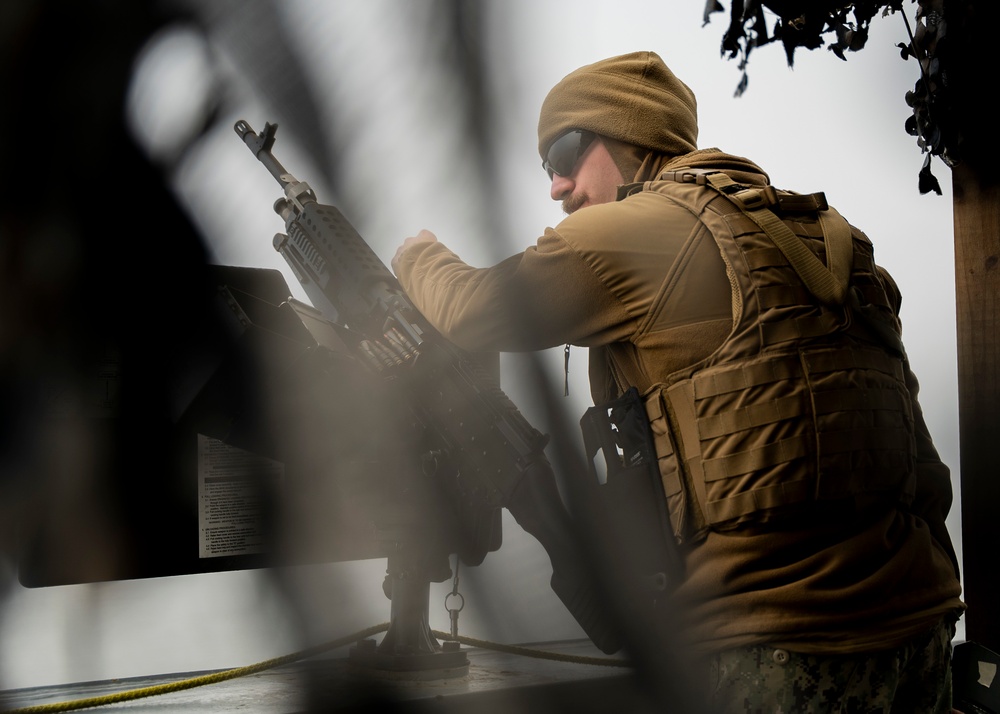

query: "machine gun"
xmin=234 ymin=120 xmax=620 ymax=657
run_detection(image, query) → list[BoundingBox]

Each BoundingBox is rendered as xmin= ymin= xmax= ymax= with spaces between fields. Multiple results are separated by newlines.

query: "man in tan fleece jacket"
xmin=391 ymin=51 xmax=964 ymax=713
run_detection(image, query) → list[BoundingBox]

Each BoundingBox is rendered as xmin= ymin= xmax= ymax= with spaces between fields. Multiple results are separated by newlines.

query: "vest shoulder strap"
xmin=658 ymin=168 xmax=854 ymax=307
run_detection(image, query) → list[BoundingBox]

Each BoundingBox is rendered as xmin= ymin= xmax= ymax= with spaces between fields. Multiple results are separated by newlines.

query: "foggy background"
xmin=0 ymin=0 xmax=960 ymax=692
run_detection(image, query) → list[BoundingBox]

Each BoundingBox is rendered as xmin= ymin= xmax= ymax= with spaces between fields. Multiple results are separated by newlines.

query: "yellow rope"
xmin=2 ymin=623 xmax=391 ymax=714
xmin=430 ymin=630 xmax=631 ymax=668
xmin=2 ymin=624 xmax=630 ymax=714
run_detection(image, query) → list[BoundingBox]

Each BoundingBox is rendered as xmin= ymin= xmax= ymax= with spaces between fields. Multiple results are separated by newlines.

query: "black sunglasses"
xmin=542 ymin=130 xmax=596 ymax=180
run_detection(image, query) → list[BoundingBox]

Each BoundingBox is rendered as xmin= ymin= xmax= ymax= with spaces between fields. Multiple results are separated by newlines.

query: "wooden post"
xmin=952 ymin=164 xmax=1000 ymax=651
xmin=945 ymin=0 xmax=1000 ymax=651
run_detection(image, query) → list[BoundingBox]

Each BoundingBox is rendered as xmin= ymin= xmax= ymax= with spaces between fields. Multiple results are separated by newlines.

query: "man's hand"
xmin=391 ymin=229 xmax=438 ymax=274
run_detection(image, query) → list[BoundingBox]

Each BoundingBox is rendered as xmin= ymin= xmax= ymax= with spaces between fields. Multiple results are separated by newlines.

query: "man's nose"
xmin=550 ymin=173 xmax=573 ymax=201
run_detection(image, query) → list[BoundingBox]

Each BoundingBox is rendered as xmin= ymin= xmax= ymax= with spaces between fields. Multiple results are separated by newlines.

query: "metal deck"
xmin=0 ymin=638 xmax=660 ymax=713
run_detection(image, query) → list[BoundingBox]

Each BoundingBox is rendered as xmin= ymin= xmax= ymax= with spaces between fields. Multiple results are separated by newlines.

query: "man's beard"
xmin=562 ymin=192 xmax=588 ymax=215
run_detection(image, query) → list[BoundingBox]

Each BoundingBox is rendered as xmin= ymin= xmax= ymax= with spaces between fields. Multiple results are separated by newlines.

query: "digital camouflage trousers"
xmin=706 ymin=617 xmax=957 ymax=714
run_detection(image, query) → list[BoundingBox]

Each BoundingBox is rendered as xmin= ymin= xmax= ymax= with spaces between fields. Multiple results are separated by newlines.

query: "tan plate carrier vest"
xmin=624 ymin=169 xmax=918 ymax=545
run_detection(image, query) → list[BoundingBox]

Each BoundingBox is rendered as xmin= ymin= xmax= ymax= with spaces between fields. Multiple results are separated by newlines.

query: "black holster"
xmin=580 ymin=387 xmax=684 ymax=605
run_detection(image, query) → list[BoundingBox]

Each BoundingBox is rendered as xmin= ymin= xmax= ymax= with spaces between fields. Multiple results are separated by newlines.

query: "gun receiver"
xmin=234 ymin=120 xmax=620 ymax=653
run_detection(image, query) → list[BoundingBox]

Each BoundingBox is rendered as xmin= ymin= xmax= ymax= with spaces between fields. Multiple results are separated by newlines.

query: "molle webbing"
xmin=638 ymin=170 xmax=916 ymax=540
xmin=724 ymin=210 xmax=850 ymax=348
xmin=661 ymin=168 xmax=854 ymax=308
xmin=666 ymin=346 xmax=915 ymax=529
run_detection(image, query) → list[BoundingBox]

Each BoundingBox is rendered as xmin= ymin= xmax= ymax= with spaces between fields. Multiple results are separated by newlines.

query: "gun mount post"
xmin=349 ymin=551 xmax=468 ymax=678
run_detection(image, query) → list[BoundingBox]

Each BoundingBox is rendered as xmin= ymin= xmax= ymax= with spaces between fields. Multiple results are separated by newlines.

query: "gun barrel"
xmin=234 ymin=120 xmax=294 ymax=189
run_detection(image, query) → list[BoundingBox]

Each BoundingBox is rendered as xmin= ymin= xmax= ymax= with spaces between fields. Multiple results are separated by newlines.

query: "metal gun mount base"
xmin=348 ymin=638 xmax=468 ymax=681
xmin=348 ymin=554 xmax=469 ymax=680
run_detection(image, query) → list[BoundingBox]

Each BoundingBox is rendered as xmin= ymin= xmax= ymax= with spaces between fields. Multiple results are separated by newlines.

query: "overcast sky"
xmin=1 ymin=1 xmax=961 ymax=691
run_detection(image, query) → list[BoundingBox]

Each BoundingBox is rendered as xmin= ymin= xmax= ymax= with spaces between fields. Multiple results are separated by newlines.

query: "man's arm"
xmin=904 ymin=361 xmax=961 ymax=578
xmin=391 ymin=229 xmax=439 ymax=272
xmin=392 ymin=227 xmax=637 ymax=354
xmin=877 ymin=265 xmax=960 ymax=577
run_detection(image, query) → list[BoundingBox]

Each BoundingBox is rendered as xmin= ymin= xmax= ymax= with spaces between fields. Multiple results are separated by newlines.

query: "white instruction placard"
xmin=197 ymin=434 xmax=284 ymax=558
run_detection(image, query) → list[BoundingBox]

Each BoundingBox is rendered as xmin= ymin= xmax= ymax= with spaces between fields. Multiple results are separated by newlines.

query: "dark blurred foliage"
xmin=0 ymin=0 xmax=224 ymax=588
xmin=704 ymin=0 xmax=999 ymax=193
